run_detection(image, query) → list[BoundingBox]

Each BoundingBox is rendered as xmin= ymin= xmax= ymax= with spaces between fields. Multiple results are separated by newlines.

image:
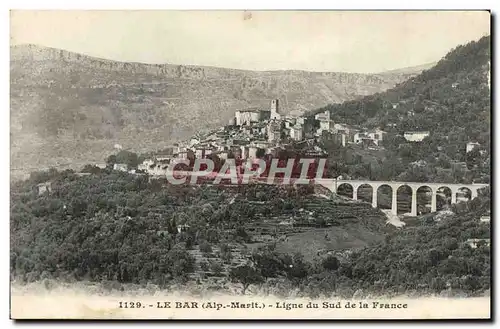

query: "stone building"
xmin=466 ymin=141 xmax=481 ymax=153
xmin=267 ymin=121 xmax=282 ymax=142
xmin=290 ymin=124 xmax=304 ymax=141
xmin=113 ymin=163 xmax=128 ymax=172
xmin=235 ymin=109 xmax=269 ymax=126
xmin=315 ymin=110 xmax=333 ymax=136
xmin=367 ymin=128 xmax=387 ymax=145
xmin=35 ymin=182 xmax=52 ymax=196
xmin=403 ymin=131 xmax=430 ymax=142
xmin=270 ymin=99 xmax=281 ymax=120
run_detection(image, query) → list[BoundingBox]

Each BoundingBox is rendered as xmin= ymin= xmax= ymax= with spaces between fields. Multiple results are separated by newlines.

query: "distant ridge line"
xmin=11 ymin=43 xmax=432 ymax=76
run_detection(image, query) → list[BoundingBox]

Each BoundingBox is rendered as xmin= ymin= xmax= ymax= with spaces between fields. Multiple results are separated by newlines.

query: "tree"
xmin=107 ymin=150 xmax=141 ymax=170
xmin=210 ymin=261 xmax=224 ymax=276
xmin=219 ymin=243 xmax=233 ymax=264
xmin=106 ymin=154 xmax=117 ymax=167
xmin=315 ymin=217 xmax=327 ymax=227
xmin=251 ymin=248 xmax=285 ymax=279
xmin=322 ymin=255 xmax=340 ymax=271
xmin=199 ymin=261 xmax=209 ymax=272
xmin=285 ymin=253 xmax=310 ymax=280
xmin=221 ymin=249 xmax=233 ymax=264
xmin=81 ymin=164 xmax=102 ymax=174
xmin=235 ymin=227 xmax=251 ymax=243
xmin=199 ymin=241 xmax=212 ymax=254
xmin=229 ymin=265 xmax=264 ymax=295
xmin=466 ymin=148 xmax=482 ymax=169
xmin=177 ymin=231 xmax=195 ymax=249
xmin=167 ymin=244 xmax=195 ymax=278
xmin=168 ymin=218 xmax=178 ymax=235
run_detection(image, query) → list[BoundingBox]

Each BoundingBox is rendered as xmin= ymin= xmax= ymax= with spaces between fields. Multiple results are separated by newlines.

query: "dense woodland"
xmin=11 ymin=169 xmax=490 ymax=297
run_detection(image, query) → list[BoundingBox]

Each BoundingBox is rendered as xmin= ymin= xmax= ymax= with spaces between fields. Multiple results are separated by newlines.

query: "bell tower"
xmin=270 ymin=99 xmax=281 ymax=120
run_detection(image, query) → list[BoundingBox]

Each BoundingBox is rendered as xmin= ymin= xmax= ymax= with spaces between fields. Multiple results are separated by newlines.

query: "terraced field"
xmin=187 ymin=187 xmax=391 ymax=276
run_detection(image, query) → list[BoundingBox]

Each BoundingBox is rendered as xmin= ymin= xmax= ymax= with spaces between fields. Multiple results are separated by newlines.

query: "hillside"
xmin=10 ymin=170 xmax=389 ymax=285
xmin=313 ymin=36 xmax=491 ymax=185
xmin=11 ymin=169 xmax=490 ymax=297
xmin=10 ymin=44 xmax=425 ymax=179
xmin=376 ymin=62 xmax=437 ymax=75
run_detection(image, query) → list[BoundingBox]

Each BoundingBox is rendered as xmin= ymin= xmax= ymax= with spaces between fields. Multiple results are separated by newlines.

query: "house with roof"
xmin=267 ymin=121 xmax=282 ymax=143
xmin=113 ymin=163 xmax=128 ymax=172
xmin=35 ymin=182 xmax=52 ymax=196
xmin=247 ymin=145 xmax=264 ymax=159
xmin=367 ymin=128 xmax=387 ymax=145
xmin=174 ymin=149 xmax=195 ymax=160
xmin=216 ymin=151 xmax=229 ymax=160
xmin=177 ymin=224 xmax=191 ymax=234
xmin=403 ymin=131 xmax=430 ymax=142
xmin=332 ymin=132 xmax=347 ymax=147
xmin=315 ymin=110 xmax=334 ymax=135
xmin=194 ymin=146 xmax=214 ymax=159
xmin=480 ymin=215 xmax=490 ymax=223
xmin=138 ymin=159 xmax=155 ymax=172
xmin=466 ymin=238 xmax=490 ymax=249
xmin=290 ymin=124 xmax=304 ymax=141
xmin=466 ymin=141 xmax=481 ymax=153
xmin=235 ymin=108 xmax=270 ymax=126
xmin=296 ymin=117 xmax=306 ymax=125
xmin=189 ymin=136 xmax=201 ymax=148
xmin=155 ymin=154 xmax=171 ymax=162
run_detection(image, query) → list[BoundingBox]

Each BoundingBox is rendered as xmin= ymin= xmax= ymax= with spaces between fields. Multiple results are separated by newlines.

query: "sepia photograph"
xmin=9 ymin=9 xmax=492 ymax=320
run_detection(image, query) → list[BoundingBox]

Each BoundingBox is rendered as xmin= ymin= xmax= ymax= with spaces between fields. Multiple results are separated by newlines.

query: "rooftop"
xmin=404 ymin=131 xmax=430 ymax=134
xmin=237 ymin=107 xmax=270 ymax=113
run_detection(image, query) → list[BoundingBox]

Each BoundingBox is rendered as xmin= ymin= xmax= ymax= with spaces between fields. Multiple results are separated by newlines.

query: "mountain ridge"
xmin=10 ymin=44 xmax=429 ymax=179
xmin=11 ymin=43 xmax=435 ymax=76
xmin=376 ymin=62 xmax=438 ymax=75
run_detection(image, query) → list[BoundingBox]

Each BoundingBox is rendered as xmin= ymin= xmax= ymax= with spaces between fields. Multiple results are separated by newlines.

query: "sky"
xmin=10 ymin=10 xmax=491 ymax=73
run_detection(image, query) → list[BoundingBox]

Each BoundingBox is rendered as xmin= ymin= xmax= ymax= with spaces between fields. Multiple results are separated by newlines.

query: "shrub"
xmin=199 ymin=241 xmax=212 ymax=254
xmin=210 ymin=261 xmax=224 ymax=276
xmin=322 ymin=255 xmax=340 ymax=271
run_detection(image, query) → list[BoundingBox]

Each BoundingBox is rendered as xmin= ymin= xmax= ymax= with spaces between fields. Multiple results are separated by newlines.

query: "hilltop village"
xmin=116 ymin=98 xmax=480 ymax=177
xmin=129 ymin=99 xmax=381 ymax=175
xmin=114 ymin=99 xmax=360 ymax=174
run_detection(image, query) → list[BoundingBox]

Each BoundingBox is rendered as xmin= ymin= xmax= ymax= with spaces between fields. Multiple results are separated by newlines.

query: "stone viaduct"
xmin=314 ymin=179 xmax=489 ymax=216
xmin=159 ymin=171 xmax=489 ymax=217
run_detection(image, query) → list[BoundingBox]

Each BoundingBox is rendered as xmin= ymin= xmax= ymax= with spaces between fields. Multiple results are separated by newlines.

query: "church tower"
xmin=270 ymin=99 xmax=281 ymax=120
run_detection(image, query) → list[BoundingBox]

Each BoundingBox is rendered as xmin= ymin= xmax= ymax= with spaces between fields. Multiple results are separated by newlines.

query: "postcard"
xmin=9 ymin=10 xmax=491 ymax=320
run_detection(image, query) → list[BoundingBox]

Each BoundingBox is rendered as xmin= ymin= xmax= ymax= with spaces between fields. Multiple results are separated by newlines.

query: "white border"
xmin=4 ymin=1 xmax=499 ymax=10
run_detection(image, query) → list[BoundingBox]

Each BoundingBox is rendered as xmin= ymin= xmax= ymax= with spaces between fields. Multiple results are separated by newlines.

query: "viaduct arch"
xmin=315 ymin=179 xmax=489 ymax=216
